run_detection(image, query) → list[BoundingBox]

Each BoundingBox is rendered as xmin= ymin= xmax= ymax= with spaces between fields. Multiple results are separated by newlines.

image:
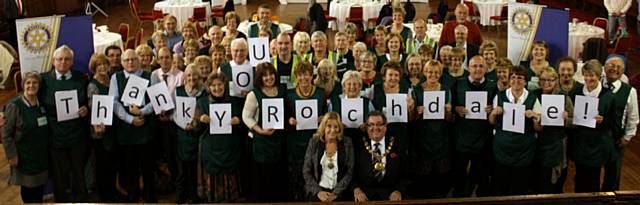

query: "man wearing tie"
xmin=352 ymin=111 xmax=407 ymax=202
xmin=39 ymin=45 xmax=89 ymax=202
xmin=108 ymin=49 xmax=157 ymax=202
xmin=149 ymin=47 xmax=183 ymax=189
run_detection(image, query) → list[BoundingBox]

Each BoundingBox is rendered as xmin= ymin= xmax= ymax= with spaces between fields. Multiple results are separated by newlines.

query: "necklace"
xmin=362 ymin=137 xmax=395 ymax=172
xmin=297 ymin=86 xmax=314 ymax=97
xmin=327 ymin=154 xmax=335 ymax=169
xmin=262 ymin=86 xmax=277 ymax=96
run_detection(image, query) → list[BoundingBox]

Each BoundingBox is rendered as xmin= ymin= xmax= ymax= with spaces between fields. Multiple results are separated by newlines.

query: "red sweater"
xmin=438 ymin=20 xmax=483 ymax=48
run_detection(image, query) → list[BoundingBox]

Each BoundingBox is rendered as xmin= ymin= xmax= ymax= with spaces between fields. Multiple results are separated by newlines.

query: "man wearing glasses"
xmin=601 ymin=55 xmax=639 ymax=192
xmin=40 ymin=45 xmax=90 ymax=202
xmin=352 ymin=111 xmax=407 ymax=202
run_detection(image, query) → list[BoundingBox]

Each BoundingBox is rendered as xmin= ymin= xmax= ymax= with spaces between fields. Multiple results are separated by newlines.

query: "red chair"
xmin=13 ymin=71 xmax=22 ymax=94
xmin=347 ymin=7 xmax=364 ymax=24
xmin=118 ymin=23 xmax=130 ymax=44
xmin=211 ymin=6 xmax=225 ymax=25
xmin=592 ymin=17 xmax=609 ymax=42
xmin=609 ymin=36 xmax=630 ymax=55
xmin=153 ymin=9 xmax=164 ymax=20
xmin=325 ymin=9 xmax=337 ymax=29
xmin=189 ymin=7 xmax=208 ymax=26
xmin=127 ymin=28 xmax=144 ymax=49
xmin=489 ymin=6 xmax=508 ymax=31
xmin=129 ymin=0 xmax=154 ymax=28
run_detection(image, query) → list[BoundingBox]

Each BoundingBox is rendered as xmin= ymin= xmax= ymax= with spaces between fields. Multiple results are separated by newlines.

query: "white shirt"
xmin=319 ymin=151 xmax=339 ymax=190
xmin=603 ymin=79 xmax=639 ymax=140
xmin=150 ymin=67 xmax=184 ymax=97
xmin=55 ymin=69 xmax=72 ymax=80
xmin=583 ymin=83 xmax=603 ymax=98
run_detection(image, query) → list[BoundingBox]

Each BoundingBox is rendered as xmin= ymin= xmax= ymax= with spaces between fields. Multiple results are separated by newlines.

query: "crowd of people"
xmin=1 ymin=1 xmax=639 ymax=204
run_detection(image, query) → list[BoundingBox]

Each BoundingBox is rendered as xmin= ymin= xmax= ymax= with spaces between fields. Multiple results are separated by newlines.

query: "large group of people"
xmin=1 ymin=1 xmax=639 ymax=204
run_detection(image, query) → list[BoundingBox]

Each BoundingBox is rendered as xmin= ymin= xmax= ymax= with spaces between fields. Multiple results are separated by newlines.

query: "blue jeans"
xmin=608 ymin=15 xmax=627 ymax=39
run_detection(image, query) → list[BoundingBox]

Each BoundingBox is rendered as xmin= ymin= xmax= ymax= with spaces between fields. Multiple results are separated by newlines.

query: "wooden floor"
xmin=0 ymin=0 xmax=639 ymax=203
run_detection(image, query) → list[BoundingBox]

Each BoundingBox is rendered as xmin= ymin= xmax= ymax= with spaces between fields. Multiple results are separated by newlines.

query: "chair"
xmin=127 ymin=28 xmax=144 ymax=49
xmin=153 ymin=9 xmax=164 ymax=20
xmin=189 ymin=7 xmax=208 ymax=28
xmin=118 ymin=23 xmax=130 ymax=44
xmin=609 ymin=36 xmax=630 ymax=55
xmin=210 ymin=6 xmax=225 ymax=25
xmin=463 ymin=1 xmax=480 ymax=23
xmin=324 ymin=9 xmax=337 ymax=30
xmin=129 ymin=0 xmax=154 ymax=28
xmin=13 ymin=71 xmax=21 ymax=94
xmin=592 ymin=17 xmax=609 ymax=42
xmin=489 ymin=6 xmax=508 ymax=31
xmin=347 ymin=7 xmax=364 ymax=24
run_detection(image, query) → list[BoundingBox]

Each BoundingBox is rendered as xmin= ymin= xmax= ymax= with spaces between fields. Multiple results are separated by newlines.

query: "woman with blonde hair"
xmin=520 ymin=40 xmax=551 ymax=90
xmin=209 ymin=44 xmax=227 ymax=72
xmin=224 ymin=12 xmax=247 ymax=39
xmin=480 ymin=40 xmax=498 ymax=81
xmin=404 ymin=53 xmax=424 ymax=86
xmin=293 ymin=32 xmax=312 ymax=62
xmin=174 ymin=21 xmax=203 ymax=54
xmin=302 ymin=112 xmax=354 ymax=202
xmin=438 ymin=45 xmax=454 ymax=68
xmin=194 ymin=56 xmax=213 ymax=82
xmin=376 ymin=33 xmax=405 ymax=72
xmin=315 ymin=59 xmax=343 ymax=100
xmin=441 ymin=47 xmax=469 ymax=89
xmin=135 ymin=44 xmax=154 ymax=72
xmin=183 ymin=39 xmax=200 ymax=65
xmin=533 ymin=67 xmax=573 ymax=194
xmin=409 ymin=59 xmax=454 ymax=198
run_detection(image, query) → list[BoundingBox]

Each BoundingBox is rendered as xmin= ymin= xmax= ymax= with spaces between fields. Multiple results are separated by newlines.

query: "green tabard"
xmin=285 ymin=87 xmax=325 ymax=165
xmin=493 ymin=90 xmax=537 ymax=167
xmin=13 ymin=97 xmax=49 ymax=175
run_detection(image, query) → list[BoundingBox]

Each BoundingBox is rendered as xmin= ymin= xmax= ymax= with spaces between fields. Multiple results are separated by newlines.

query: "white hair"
xmin=230 ymin=38 xmax=248 ymax=49
xmin=53 ymin=45 xmax=74 ymax=59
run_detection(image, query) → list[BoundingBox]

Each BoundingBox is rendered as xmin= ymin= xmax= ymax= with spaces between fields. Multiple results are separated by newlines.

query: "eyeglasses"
xmin=605 ymin=64 xmax=623 ymax=69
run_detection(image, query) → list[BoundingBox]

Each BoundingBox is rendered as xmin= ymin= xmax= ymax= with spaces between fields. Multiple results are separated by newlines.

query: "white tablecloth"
xmin=568 ymin=23 xmax=605 ymax=59
xmin=403 ymin=23 xmax=443 ymax=40
xmin=93 ymin=32 xmax=123 ymax=55
xmin=280 ymin=0 xmax=424 ymax=4
xmin=472 ymin=0 xmax=512 ymax=26
xmin=329 ymin=1 xmax=386 ymax=31
xmin=154 ymin=1 xmax=211 ymax=30
xmin=222 ymin=21 xmax=294 ymax=36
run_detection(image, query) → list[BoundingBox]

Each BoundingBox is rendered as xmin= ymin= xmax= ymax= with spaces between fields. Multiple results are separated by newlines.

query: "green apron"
xmin=198 ymin=94 xmax=243 ymax=175
xmin=371 ymin=83 xmax=413 ymax=156
xmin=285 ymin=87 xmax=325 ymax=165
xmin=251 ymin=87 xmax=286 ymax=164
xmin=412 ymin=85 xmax=452 ymax=161
xmin=13 ymin=97 xmax=49 ymax=175
xmin=453 ymin=78 xmax=498 ymax=154
xmin=493 ymin=90 xmax=537 ymax=167
xmin=176 ymin=86 xmax=206 ymax=161
xmin=114 ymin=71 xmax=156 ymax=145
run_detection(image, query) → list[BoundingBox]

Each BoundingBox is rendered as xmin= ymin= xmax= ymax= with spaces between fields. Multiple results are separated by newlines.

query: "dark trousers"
xmin=602 ymin=149 xmax=624 ymax=191
xmin=120 ymin=143 xmax=156 ymax=202
xmin=50 ymin=144 xmax=88 ymax=202
xmin=574 ymin=163 xmax=601 ymax=193
xmin=452 ymin=151 xmax=492 ymax=197
xmin=251 ymin=161 xmax=287 ymax=202
xmin=92 ymin=139 xmax=118 ymax=202
xmin=158 ymin=122 xmax=178 ymax=186
xmin=176 ymin=158 xmax=198 ymax=203
xmin=492 ymin=162 xmax=531 ymax=196
xmin=20 ymin=185 xmax=44 ymax=203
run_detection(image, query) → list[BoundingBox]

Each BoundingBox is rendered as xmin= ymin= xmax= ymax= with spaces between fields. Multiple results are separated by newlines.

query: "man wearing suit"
xmin=352 ymin=111 xmax=407 ymax=202
xmin=447 ymin=24 xmax=479 ymax=68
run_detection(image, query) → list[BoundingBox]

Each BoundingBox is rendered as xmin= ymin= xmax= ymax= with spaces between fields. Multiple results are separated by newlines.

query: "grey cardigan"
xmin=302 ymin=136 xmax=354 ymax=198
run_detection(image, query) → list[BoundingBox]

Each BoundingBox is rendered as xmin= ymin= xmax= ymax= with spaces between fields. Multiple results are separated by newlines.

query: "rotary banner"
xmin=507 ymin=3 xmax=569 ymax=64
xmin=16 ymin=15 xmax=94 ymax=75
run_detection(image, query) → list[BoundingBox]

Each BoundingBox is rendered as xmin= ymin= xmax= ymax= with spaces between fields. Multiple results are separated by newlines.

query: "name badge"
xmin=37 ymin=116 xmax=48 ymax=127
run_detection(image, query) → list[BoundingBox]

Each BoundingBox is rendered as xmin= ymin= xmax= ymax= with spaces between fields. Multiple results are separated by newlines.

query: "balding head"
xmin=469 ymin=56 xmax=486 ymax=81
xmin=121 ymin=49 xmax=139 ymax=73
xmin=455 ymin=4 xmax=469 ymax=23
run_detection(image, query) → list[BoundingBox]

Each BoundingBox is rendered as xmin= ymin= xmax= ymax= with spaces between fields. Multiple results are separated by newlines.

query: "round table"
xmin=222 ymin=21 xmax=294 ymax=36
xmin=568 ymin=23 xmax=605 ymax=59
xmin=329 ymin=1 xmax=386 ymax=31
xmin=93 ymin=31 xmax=123 ymax=55
xmin=403 ymin=23 xmax=444 ymax=40
xmin=472 ymin=0 xmax=512 ymax=26
xmin=154 ymin=1 xmax=211 ymax=30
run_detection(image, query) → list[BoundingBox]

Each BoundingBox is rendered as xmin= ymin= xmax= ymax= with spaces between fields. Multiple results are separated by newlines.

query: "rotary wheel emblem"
xmin=511 ymin=8 xmax=533 ymax=36
xmin=21 ymin=23 xmax=52 ymax=54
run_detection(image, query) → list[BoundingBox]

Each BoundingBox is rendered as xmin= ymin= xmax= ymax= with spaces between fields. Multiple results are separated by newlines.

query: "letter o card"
xmin=295 ymin=99 xmax=318 ymax=130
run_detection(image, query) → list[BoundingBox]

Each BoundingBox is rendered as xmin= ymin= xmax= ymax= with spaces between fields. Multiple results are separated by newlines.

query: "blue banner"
xmin=56 ymin=15 xmax=94 ymax=73
xmin=533 ymin=8 xmax=569 ymax=65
